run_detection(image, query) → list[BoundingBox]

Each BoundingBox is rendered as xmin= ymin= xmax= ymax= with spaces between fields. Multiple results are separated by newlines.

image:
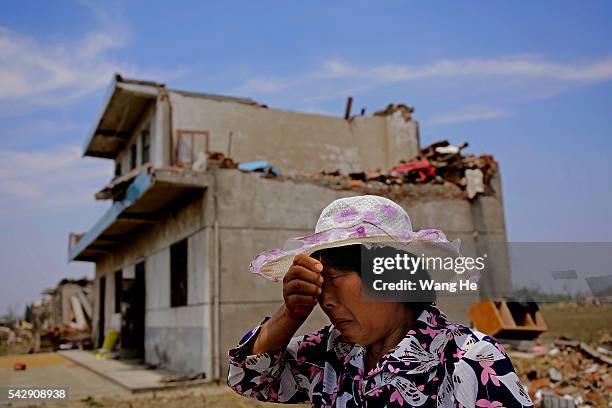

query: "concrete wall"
xmin=92 ymin=191 xmax=213 ymax=375
xmin=168 ymin=92 xmax=420 ymax=175
xmin=115 ymin=104 xmax=156 ymax=176
xmin=90 ymin=168 xmax=508 ymax=379
xmin=213 ymin=168 xmax=509 ymax=379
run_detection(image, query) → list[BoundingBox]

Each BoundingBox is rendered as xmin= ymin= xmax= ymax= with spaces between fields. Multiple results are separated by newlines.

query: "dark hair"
xmin=310 ymin=244 xmax=435 ymax=318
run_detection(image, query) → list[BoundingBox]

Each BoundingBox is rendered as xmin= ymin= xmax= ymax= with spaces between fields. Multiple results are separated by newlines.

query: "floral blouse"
xmin=227 ymin=305 xmax=533 ymax=407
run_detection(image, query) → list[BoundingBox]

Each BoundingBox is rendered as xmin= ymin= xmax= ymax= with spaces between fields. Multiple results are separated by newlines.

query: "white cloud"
xmin=233 ymin=55 xmax=612 ymax=115
xmin=426 ymin=106 xmax=514 ymax=125
xmin=0 ymin=5 xmax=185 ymax=112
xmin=0 ymin=146 xmax=111 ymax=214
xmin=0 ymin=27 xmax=122 ymax=103
xmin=319 ymin=56 xmax=612 ymax=82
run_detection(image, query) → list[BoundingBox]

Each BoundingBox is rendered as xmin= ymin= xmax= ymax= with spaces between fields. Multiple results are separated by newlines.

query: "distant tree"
xmin=2 ymin=304 xmax=21 ymax=323
xmin=24 ymin=303 xmax=33 ymax=322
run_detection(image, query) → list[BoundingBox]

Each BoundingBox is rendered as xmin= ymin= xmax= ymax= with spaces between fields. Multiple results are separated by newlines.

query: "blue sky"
xmin=1 ymin=1 xmax=611 ymax=315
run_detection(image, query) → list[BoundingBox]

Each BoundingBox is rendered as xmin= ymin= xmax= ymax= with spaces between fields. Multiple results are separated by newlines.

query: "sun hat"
xmin=250 ymin=194 xmax=461 ymax=282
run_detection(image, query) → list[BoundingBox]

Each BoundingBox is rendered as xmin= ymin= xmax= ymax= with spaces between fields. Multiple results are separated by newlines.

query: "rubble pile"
xmin=0 ymin=320 xmax=33 ymax=355
xmin=295 ymin=140 xmax=498 ymax=199
xmin=512 ymin=334 xmax=612 ymax=407
xmin=30 ymin=278 xmax=94 ymax=352
xmin=203 ymin=141 xmax=497 ymax=199
xmin=373 ymin=103 xmax=414 ymax=120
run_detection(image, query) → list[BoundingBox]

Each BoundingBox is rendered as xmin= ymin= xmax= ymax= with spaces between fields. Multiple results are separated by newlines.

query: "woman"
xmin=228 ymin=195 xmax=533 ymax=407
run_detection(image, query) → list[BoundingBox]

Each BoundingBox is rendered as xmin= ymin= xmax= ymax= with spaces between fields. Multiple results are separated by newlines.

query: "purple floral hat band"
xmin=249 ymin=195 xmax=460 ymax=282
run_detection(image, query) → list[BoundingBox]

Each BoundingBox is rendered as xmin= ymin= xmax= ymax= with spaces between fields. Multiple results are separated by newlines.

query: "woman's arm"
xmin=227 ymin=254 xmax=326 ymax=403
xmin=249 ymin=304 xmax=304 ymax=354
xmin=250 ymin=254 xmax=323 ymax=354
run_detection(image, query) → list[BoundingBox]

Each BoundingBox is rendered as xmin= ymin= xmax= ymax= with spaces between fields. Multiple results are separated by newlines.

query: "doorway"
xmin=97 ymin=276 xmax=106 ymax=348
xmin=120 ymin=261 xmax=146 ymax=359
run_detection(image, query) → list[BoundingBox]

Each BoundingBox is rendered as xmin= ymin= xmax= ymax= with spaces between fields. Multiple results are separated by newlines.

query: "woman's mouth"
xmin=333 ymin=319 xmax=352 ymax=329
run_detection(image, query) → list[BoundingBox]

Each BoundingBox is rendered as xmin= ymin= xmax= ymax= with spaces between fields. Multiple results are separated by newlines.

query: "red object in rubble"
xmin=390 ymin=160 xmax=430 ymax=176
xmin=416 ymin=165 xmax=437 ymax=181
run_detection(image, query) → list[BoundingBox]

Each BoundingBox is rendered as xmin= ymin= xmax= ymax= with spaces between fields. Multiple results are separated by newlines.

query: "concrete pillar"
xmin=470 ymin=171 xmax=512 ymax=299
xmin=153 ymin=95 xmax=171 ymax=167
xmin=385 ymin=112 xmax=421 ymax=170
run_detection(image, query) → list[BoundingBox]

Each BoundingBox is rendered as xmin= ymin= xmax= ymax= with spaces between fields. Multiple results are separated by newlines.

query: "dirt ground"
xmin=8 ymin=303 xmax=611 ymax=408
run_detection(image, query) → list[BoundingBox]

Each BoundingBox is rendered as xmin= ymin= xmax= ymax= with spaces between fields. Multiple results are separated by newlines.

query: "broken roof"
xmin=83 ymin=74 xmax=258 ymax=159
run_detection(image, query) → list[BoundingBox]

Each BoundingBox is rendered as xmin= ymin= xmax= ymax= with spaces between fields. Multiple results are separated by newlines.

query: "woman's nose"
xmin=319 ymin=281 xmax=336 ymax=310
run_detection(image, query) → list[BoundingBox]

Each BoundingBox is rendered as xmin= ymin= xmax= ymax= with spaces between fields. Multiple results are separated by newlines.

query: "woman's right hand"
xmin=282 ymin=254 xmax=324 ymax=322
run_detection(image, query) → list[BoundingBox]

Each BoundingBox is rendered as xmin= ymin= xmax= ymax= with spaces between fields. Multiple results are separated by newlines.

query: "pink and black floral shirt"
xmin=228 ymin=305 xmax=533 ymax=407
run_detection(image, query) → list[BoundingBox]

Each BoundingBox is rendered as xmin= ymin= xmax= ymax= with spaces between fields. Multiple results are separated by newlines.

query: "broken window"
xmin=114 ymin=270 xmax=122 ymax=313
xmin=130 ymin=144 xmax=137 ymax=170
xmin=170 ymin=239 xmax=188 ymax=307
xmin=141 ymin=129 xmax=150 ymax=164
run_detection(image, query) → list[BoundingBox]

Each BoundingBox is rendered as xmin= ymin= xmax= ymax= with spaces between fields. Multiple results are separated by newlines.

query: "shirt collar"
xmin=330 ymin=304 xmax=449 ymax=379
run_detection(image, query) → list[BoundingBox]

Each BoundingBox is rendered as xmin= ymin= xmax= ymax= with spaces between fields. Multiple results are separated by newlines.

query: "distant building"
xmin=69 ymin=75 xmax=510 ymax=379
xmin=33 ymin=278 xmax=93 ymax=332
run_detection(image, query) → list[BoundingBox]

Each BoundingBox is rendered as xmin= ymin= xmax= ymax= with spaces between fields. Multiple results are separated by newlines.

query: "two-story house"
xmin=68 ymin=74 xmax=510 ymax=380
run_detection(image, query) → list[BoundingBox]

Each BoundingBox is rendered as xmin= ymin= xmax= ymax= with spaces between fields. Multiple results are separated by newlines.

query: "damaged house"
xmin=68 ymin=75 xmax=511 ymax=380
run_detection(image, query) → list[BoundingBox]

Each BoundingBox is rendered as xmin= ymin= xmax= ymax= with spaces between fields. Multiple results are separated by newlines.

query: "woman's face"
xmin=318 ymin=266 xmax=406 ymax=346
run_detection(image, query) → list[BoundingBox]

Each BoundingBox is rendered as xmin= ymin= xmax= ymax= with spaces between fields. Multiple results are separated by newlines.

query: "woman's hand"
xmin=250 ymin=254 xmax=324 ymax=355
xmin=282 ymin=254 xmax=324 ymax=322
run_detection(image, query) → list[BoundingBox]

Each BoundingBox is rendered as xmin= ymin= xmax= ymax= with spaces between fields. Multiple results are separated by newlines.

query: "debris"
xmin=531 ymin=377 xmax=551 ymax=389
xmin=238 ymin=161 xmax=281 ymax=176
xmin=95 ymin=164 xmax=153 ymax=200
xmin=542 ymin=392 xmax=575 ymax=408
xmin=13 ymin=362 xmax=26 ymax=371
xmin=76 ymin=290 xmax=93 ymax=320
xmin=26 ymin=278 xmax=94 ymax=352
xmin=344 ymin=96 xmax=353 ymax=120
xmin=70 ymin=296 xmax=88 ymax=330
xmin=350 ymin=180 xmax=365 ymax=189
xmin=579 ymin=342 xmax=612 ymax=365
xmin=286 ymin=140 xmax=498 ymax=199
xmin=191 ymin=151 xmax=208 ymax=172
xmin=465 ymin=168 xmax=485 ymax=199
xmin=516 ymin=332 xmax=612 ymax=407
xmin=373 ymin=103 xmax=414 ymax=120
xmin=434 ymin=143 xmax=467 ymax=155
xmin=389 ymin=160 xmax=430 ymax=176
xmin=469 ymin=300 xmax=548 ymax=340
xmin=508 ymin=351 xmax=537 ymax=360
xmin=206 ymin=151 xmax=238 ymax=170
xmin=548 ymin=367 xmax=562 ymax=382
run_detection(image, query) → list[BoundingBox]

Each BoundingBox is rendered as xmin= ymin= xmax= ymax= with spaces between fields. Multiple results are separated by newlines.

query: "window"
xmin=170 ymin=239 xmax=188 ymax=307
xmin=141 ymin=130 xmax=150 ymax=165
xmin=130 ymin=144 xmax=137 ymax=170
xmin=174 ymin=130 xmax=209 ymax=167
xmin=114 ymin=270 xmax=122 ymax=313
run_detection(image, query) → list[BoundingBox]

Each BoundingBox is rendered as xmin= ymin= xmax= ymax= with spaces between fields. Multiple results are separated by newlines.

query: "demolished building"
xmin=68 ymin=74 xmax=511 ymax=380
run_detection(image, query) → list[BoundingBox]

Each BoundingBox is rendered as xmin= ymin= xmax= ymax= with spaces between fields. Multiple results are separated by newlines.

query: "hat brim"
xmin=250 ymin=225 xmax=461 ymax=282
